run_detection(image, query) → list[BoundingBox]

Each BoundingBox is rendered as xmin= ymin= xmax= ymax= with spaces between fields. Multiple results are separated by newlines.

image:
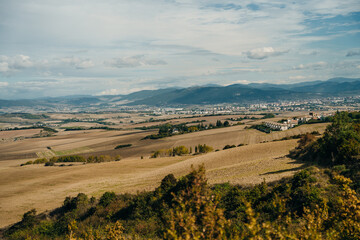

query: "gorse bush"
xmin=164 ymin=166 xmax=228 ymax=239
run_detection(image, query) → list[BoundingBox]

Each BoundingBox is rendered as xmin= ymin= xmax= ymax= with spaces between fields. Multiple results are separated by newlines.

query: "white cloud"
xmin=12 ymin=55 xmax=33 ymax=69
xmin=289 ymin=75 xmax=306 ymax=80
xmin=0 ymin=1 xmax=359 ymax=98
xmin=0 ymin=55 xmax=34 ymax=73
xmin=246 ymin=47 xmax=288 ymax=60
xmin=59 ymin=57 xmax=94 ymax=69
xmin=105 ymin=55 xmax=167 ymax=68
xmin=97 ymin=89 xmax=122 ymax=95
xmin=226 ymin=80 xmax=250 ymax=85
xmin=346 ymin=50 xmax=360 ymax=57
xmin=0 ymin=62 xmax=9 ymax=73
xmin=293 ymin=61 xmax=328 ymax=70
xmin=0 ymin=82 xmax=8 ymax=87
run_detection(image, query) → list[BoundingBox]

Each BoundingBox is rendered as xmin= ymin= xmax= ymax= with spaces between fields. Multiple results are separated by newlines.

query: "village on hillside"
xmin=263 ymin=112 xmax=334 ymax=131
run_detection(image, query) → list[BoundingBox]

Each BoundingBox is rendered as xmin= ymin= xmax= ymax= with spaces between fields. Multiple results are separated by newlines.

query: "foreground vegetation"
xmin=3 ymin=111 xmax=360 ymax=239
xmin=290 ymin=111 xmax=360 ymax=193
xmin=4 ymin=165 xmax=359 ymax=239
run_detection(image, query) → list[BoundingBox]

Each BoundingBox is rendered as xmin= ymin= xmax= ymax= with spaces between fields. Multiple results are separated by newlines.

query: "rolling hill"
xmin=0 ymin=77 xmax=359 ymax=108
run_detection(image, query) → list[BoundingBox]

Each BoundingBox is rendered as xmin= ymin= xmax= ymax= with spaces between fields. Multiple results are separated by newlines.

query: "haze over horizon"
xmin=0 ymin=0 xmax=359 ymax=99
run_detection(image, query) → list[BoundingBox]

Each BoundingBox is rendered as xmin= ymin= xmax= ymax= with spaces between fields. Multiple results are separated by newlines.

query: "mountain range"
xmin=1 ymin=77 xmax=360 ymax=108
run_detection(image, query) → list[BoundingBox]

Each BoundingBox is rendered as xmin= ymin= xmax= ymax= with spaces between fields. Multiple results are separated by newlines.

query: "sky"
xmin=0 ymin=0 xmax=359 ymax=99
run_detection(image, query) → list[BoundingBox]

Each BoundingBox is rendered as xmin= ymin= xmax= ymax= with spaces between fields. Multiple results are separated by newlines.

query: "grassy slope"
xmin=0 ymin=123 xmax=328 ymax=227
xmin=0 ymin=139 xmax=301 ymax=228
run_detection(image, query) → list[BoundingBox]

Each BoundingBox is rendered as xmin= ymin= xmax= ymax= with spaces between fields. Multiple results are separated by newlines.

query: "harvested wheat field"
xmin=0 ymin=122 xmax=328 ymax=161
xmin=0 ymin=122 xmax=329 ymax=227
xmin=0 ymin=138 xmax=302 ymax=228
xmin=0 ymin=129 xmax=42 ymax=139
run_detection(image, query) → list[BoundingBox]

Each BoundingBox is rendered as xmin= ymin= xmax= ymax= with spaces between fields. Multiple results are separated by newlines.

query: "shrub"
xmin=223 ymin=144 xmax=236 ymax=150
xmin=57 ymin=155 xmax=86 ymax=163
xmin=5 ymin=165 xmax=360 ymax=239
xmin=297 ymin=133 xmax=316 ymax=149
xmin=21 ymin=209 xmax=38 ymax=228
xmin=197 ymin=144 xmax=213 ymax=153
xmin=20 ymin=160 xmax=33 ymax=166
xmin=115 ymin=144 xmax=132 ymax=149
xmin=164 ymin=165 xmax=228 ymax=239
xmin=33 ymin=158 xmax=48 ymax=164
xmin=172 ymin=146 xmax=189 ymax=156
xmin=99 ymin=192 xmax=117 ymax=207
xmin=159 ymin=174 xmax=177 ymax=192
xmin=44 ymin=162 xmax=55 ymax=166
xmin=151 ymin=146 xmax=190 ymax=158
xmin=262 ymin=113 xmax=275 ymax=119
xmin=42 ymin=127 xmax=58 ymax=133
xmin=151 ymin=149 xmax=172 ymax=158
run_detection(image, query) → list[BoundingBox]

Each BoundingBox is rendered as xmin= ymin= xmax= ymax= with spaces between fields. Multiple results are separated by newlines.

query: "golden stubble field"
xmin=0 ymin=119 xmax=329 ymax=228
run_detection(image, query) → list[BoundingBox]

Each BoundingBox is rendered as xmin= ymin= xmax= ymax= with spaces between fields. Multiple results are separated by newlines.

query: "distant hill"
xmin=0 ymin=77 xmax=359 ymax=108
xmin=122 ymin=88 xmax=180 ymax=101
xmin=128 ymin=84 xmax=302 ymax=105
xmin=249 ymin=77 xmax=360 ymax=92
xmin=291 ymin=80 xmax=360 ymax=93
xmin=127 ymin=77 xmax=360 ymax=106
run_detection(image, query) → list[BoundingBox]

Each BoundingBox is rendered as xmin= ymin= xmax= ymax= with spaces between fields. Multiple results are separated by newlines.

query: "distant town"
xmin=1 ymin=96 xmax=360 ymax=115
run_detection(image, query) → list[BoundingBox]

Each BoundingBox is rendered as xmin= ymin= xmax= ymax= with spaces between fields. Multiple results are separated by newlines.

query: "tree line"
xmin=20 ymin=154 xmax=121 ymax=167
xmin=143 ymin=120 xmax=235 ymax=140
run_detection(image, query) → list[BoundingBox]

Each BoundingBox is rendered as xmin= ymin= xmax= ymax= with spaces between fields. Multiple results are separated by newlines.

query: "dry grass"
xmin=0 ymin=119 xmax=329 ymax=228
xmin=1 ymin=138 xmax=302 ymax=228
xmin=0 ymin=129 xmax=41 ymax=139
xmin=0 ymin=122 xmax=328 ymax=161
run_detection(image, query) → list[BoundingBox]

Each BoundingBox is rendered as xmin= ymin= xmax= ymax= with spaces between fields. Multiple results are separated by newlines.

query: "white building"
xmin=263 ymin=121 xmax=289 ymax=131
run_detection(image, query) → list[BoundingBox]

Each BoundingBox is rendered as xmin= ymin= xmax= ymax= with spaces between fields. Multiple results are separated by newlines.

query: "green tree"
xmin=100 ymin=192 xmax=117 ymax=207
xmin=318 ymin=111 xmax=360 ymax=165
xmin=216 ymin=120 xmax=223 ymax=128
